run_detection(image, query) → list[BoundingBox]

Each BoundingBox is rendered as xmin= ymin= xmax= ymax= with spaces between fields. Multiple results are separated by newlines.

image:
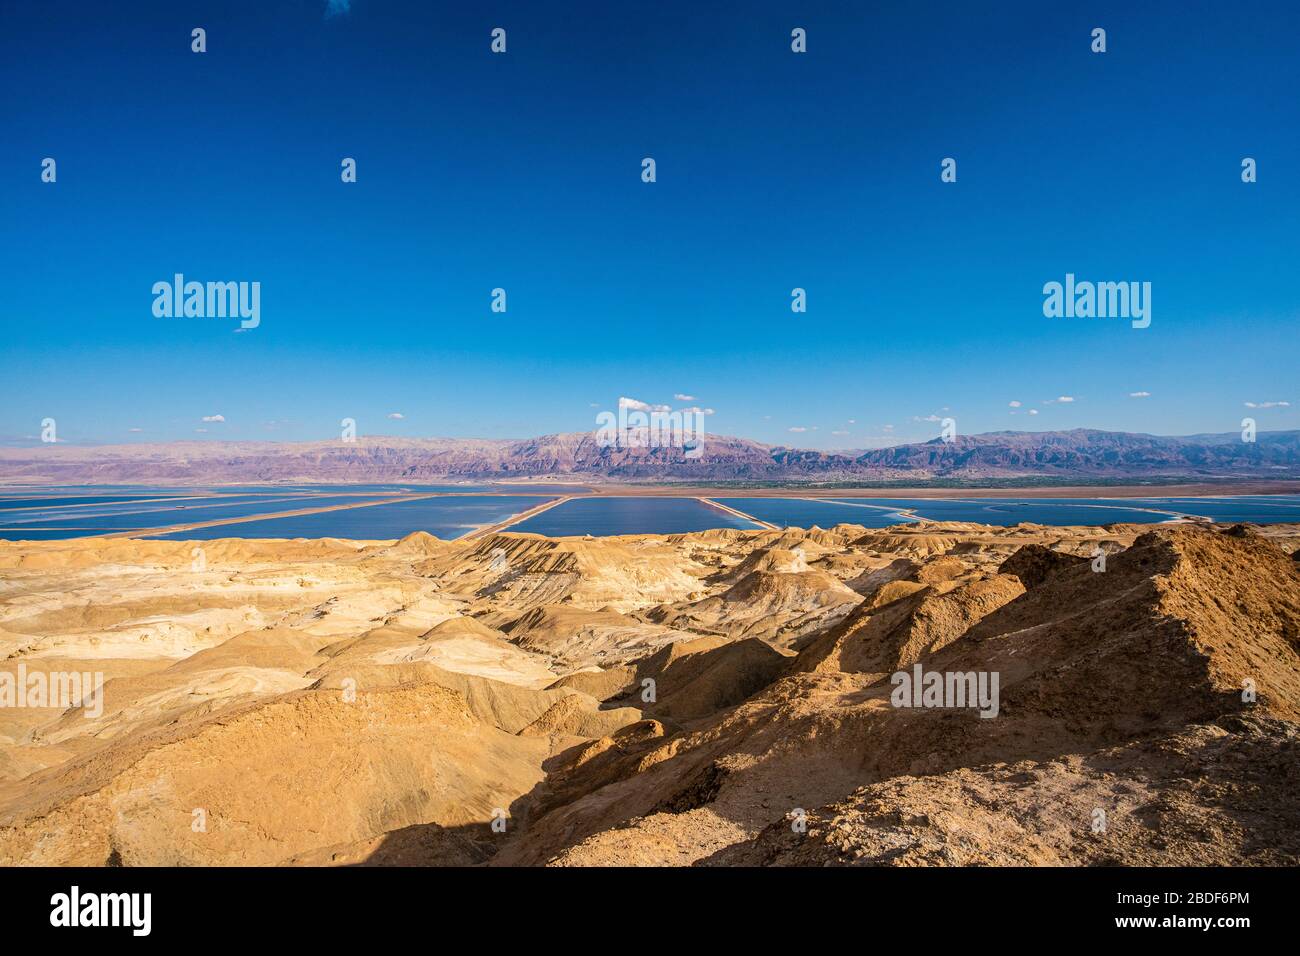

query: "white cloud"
xmin=788 ymin=426 xmax=809 ymax=433
xmin=1008 ymin=400 xmax=1022 ymax=408
xmin=195 ymin=428 xmax=208 ymax=433
xmin=1028 ymin=409 xmax=1039 ymax=416
xmin=1041 ymin=396 xmax=1075 ymax=405
xmin=673 ymin=393 xmax=696 ymax=402
xmin=387 ymin=412 xmax=405 ymax=420
xmin=913 ymin=414 xmax=943 ymax=423
xmin=619 ymin=396 xmax=671 ymax=413
xmin=1244 ymin=401 xmax=1290 ymax=409
xmin=848 ymin=418 xmax=857 ymax=424
xmin=128 ymin=427 xmax=143 ymax=433
xmin=831 ymin=430 xmax=849 ymax=436
xmin=201 ymin=414 xmax=225 ymax=423
xmin=1129 ymin=391 xmax=1150 ymax=398
xmin=679 ymin=406 xmax=715 ymax=416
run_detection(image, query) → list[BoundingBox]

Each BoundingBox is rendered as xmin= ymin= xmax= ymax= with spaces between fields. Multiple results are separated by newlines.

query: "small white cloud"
xmin=913 ymin=414 xmax=942 ymax=423
xmin=387 ymin=412 xmax=405 ymax=420
xmin=848 ymin=418 xmax=857 ymax=424
xmin=195 ymin=428 xmax=208 ymax=433
xmin=1244 ymin=401 xmax=1290 ymax=409
xmin=619 ymin=396 xmax=671 ymax=413
xmin=673 ymin=393 xmax=696 ymax=402
xmin=201 ymin=414 xmax=225 ymax=423
xmin=1008 ymin=400 xmax=1022 ymax=408
xmin=882 ymin=424 xmax=894 ymax=431
xmin=1028 ymin=409 xmax=1039 ymax=416
xmin=788 ymin=426 xmax=809 ymax=433
xmin=1041 ymin=396 xmax=1075 ymax=405
xmin=128 ymin=427 xmax=143 ymax=433
xmin=1129 ymin=391 xmax=1150 ymax=398
xmin=831 ymin=430 xmax=849 ymax=436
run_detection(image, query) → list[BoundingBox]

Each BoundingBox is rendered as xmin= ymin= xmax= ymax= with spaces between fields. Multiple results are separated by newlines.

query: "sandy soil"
xmin=0 ymin=518 xmax=1297 ymax=866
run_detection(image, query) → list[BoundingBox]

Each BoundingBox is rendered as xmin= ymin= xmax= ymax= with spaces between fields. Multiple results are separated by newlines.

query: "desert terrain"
xmin=1 ymin=517 xmax=1298 ymax=866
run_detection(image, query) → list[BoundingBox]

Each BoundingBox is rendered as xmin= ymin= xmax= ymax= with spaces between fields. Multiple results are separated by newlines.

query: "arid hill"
xmin=3 ymin=427 xmax=1299 ymax=483
xmin=0 ymin=519 xmax=1297 ymax=866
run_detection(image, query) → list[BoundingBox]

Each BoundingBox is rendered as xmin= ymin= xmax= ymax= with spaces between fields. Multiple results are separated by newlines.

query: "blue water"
xmin=0 ymin=494 xmax=309 ymax=523
xmin=249 ymin=483 xmax=594 ymax=495
xmin=2 ymin=495 xmax=396 ymax=534
xmin=714 ymin=498 xmax=915 ymax=529
xmin=714 ymin=496 xmax=1300 ymax=529
xmin=820 ymin=496 xmax=1300 ymax=526
xmin=145 ymin=495 xmax=553 ymax=541
xmin=512 ymin=497 xmax=762 ymax=536
xmin=0 ymin=494 xmax=195 ymax=510
xmin=179 ymin=483 xmax=511 ymax=494
xmin=0 ymin=487 xmax=220 ymax=498
xmin=1 ymin=482 xmax=593 ymax=496
xmin=2 ymin=486 xmax=1298 ymax=541
xmin=830 ymin=498 xmax=1184 ymax=526
xmin=1126 ymin=497 xmax=1300 ymax=523
xmin=0 ymin=527 xmax=130 ymax=541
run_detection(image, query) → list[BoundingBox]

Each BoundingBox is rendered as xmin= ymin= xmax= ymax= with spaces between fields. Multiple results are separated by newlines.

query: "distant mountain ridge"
xmin=2 ymin=428 xmax=1299 ymax=484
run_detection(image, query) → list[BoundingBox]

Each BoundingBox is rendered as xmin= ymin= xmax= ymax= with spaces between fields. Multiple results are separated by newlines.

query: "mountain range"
xmin=2 ymin=428 xmax=1299 ymax=485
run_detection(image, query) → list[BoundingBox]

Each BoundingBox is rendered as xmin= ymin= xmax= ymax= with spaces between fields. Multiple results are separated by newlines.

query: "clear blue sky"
xmin=3 ymin=0 xmax=1297 ymax=449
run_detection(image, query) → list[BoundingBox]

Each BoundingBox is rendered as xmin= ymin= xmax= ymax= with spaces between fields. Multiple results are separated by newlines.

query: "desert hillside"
xmin=1 ymin=519 xmax=1298 ymax=866
xmin=3 ymin=427 xmax=1300 ymax=483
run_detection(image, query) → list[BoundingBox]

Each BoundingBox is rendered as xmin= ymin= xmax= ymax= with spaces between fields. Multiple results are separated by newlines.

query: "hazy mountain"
xmin=2 ymin=428 xmax=1299 ymax=484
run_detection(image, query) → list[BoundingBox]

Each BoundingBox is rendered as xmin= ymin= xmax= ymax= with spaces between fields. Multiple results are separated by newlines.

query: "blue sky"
xmin=2 ymin=0 xmax=1297 ymax=449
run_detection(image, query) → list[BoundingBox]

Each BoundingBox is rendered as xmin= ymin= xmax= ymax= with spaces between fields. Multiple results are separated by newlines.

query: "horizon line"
xmin=3 ymin=424 xmax=1297 ymax=453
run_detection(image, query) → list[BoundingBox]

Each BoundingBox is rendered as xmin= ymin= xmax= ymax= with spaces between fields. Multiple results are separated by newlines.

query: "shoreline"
xmin=2 ymin=484 xmax=1298 ymax=544
xmin=4 ymin=480 xmax=1300 ymax=499
xmin=574 ymin=482 xmax=1300 ymax=499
